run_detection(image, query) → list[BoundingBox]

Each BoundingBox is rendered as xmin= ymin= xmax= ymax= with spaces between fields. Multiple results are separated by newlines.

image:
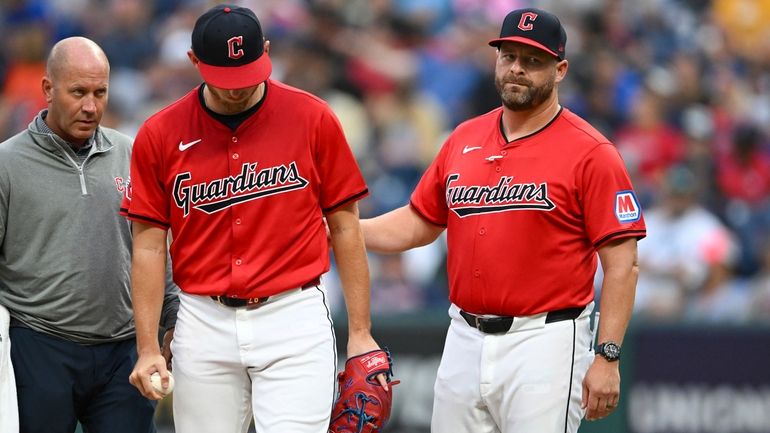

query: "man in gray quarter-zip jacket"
xmin=0 ymin=37 xmax=178 ymax=433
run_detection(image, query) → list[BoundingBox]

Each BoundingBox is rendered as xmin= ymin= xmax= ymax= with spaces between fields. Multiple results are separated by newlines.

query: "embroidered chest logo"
xmin=173 ymin=161 xmax=309 ymax=216
xmin=445 ymin=174 xmax=555 ymax=217
xmin=115 ymin=176 xmax=131 ymax=200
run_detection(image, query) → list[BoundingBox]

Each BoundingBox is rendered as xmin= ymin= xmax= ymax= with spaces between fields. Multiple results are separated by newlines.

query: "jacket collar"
xmin=27 ymin=110 xmax=114 ymax=154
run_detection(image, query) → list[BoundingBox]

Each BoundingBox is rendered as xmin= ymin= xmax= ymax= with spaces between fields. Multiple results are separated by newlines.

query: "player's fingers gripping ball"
xmin=329 ymin=349 xmax=400 ymax=433
xmin=150 ymin=372 xmax=175 ymax=397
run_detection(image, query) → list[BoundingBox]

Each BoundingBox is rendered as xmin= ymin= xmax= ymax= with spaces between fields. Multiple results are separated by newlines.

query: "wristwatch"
xmin=596 ymin=342 xmax=621 ymax=362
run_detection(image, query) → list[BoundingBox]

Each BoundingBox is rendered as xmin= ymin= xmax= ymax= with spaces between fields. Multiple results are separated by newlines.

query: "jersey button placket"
xmin=231 ymin=136 xmax=239 ymax=160
xmin=232 ymin=212 xmax=245 ymax=293
xmin=228 ymin=134 xmax=247 ymax=291
xmin=228 ymin=136 xmax=242 ymax=169
xmin=488 ymin=150 xmax=504 ymax=173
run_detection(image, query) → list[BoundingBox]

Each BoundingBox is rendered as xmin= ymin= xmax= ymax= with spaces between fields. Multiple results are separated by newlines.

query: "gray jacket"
xmin=0 ymin=114 xmax=178 ymax=344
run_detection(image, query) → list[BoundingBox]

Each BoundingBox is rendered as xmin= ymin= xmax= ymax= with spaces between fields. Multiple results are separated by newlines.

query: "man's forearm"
xmin=360 ymin=205 xmax=443 ymax=253
xmin=330 ymin=217 xmax=371 ymax=335
xmin=131 ymin=224 xmax=170 ymax=355
xmin=133 ymin=249 xmax=167 ymax=354
xmin=597 ymin=272 xmax=636 ymax=345
xmin=596 ymin=239 xmax=639 ymax=345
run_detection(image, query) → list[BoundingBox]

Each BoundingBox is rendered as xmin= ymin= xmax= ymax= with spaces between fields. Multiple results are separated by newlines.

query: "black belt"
xmin=211 ymin=277 xmax=320 ymax=309
xmin=460 ymin=306 xmax=585 ymax=334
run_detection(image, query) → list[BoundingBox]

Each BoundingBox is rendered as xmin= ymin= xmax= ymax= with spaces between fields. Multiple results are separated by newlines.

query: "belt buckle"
xmin=473 ymin=316 xmax=483 ymax=331
xmin=479 ymin=315 xmax=512 ymax=334
xmin=475 ymin=315 xmax=492 ymax=333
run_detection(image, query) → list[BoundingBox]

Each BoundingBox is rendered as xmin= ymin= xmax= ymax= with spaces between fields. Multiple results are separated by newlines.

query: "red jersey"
xmin=121 ymin=81 xmax=368 ymax=298
xmin=411 ymin=107 xmax=646 ymax=316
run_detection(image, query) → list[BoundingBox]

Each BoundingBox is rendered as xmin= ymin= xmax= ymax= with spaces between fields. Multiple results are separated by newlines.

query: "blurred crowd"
xmin=2 ymin=0 xmax=770 ymax=323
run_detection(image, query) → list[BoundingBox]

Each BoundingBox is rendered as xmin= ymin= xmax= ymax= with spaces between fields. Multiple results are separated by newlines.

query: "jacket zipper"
xmin=62 ymin=151 xmax=88 ymax=195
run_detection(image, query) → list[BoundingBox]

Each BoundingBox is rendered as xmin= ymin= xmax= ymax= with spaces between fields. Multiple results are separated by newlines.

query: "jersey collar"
xmin=499 ymin=105 xmax=563 ymax=145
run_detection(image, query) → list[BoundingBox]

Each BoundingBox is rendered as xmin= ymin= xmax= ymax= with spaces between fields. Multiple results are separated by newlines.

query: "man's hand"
xmin=129 ymin=351 xmax=170 ymax=400
xmin=347 ymin=331 xmax=389 ymax=390
xmin=329 ymin=348 xmax=400 ymax=433
xmin=581 ymin=357 xmax=620 ymax=420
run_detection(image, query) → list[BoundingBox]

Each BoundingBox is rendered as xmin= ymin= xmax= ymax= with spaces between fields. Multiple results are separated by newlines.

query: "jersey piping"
xmin=498 ymin=106 xmax=564 ymax=144
xmin=563 ymin=320 xmax=577 ymax=433
xmin=119 ymin=211 xmax=170 ymax=229
xmin=323 ymin=189 xmax=370 ymax=213
xmin=594 ymin=229 xmax=647 ymax=248
xmin=198 ymin=83 xmax=266 ymax=130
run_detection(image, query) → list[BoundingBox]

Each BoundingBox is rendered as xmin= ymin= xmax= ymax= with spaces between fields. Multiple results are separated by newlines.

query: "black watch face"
xmin=601 ymin=343 xmax=621 ymax=360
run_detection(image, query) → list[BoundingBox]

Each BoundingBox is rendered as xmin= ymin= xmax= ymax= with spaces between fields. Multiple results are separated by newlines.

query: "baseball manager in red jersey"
xmin=121 ymin=4 xmax=385 ymax=432
xmin=361 ymin=8 xmax=646 ymax=433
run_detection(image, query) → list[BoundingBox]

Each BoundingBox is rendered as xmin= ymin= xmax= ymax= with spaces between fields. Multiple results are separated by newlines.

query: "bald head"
xmin=42 ymin=37 xmax=110 ymax=146
xmin=46 ymin=37 xmax=110 ymax=80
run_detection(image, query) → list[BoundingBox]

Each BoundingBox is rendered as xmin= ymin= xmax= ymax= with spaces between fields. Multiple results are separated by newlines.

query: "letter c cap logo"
xmin=518 ymin=12 xmax=538 ymax=31
xmin=227 ymin=36 xmax=244 ymax=59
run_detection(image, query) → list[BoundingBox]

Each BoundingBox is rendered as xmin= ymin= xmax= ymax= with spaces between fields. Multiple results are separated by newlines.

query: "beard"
xmin=495 ymin=74 xmax=555 ymax=111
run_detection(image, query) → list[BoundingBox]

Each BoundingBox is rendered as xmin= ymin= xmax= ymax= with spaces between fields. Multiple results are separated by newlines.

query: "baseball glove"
xmin=328 ymin=349 xmax=400 ymax=433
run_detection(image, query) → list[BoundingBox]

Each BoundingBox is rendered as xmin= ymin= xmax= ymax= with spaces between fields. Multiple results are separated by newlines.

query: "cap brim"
xmin=488 ymin=36 xmax=560 ymax=58
xmin=196 ymin=54 xmax=272 ymax=89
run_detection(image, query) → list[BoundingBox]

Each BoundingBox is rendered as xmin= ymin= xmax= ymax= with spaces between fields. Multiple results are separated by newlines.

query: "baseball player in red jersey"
xmin=361 ymin=8 xmax=646 ymax=433
xmin=121 ymin=5 xmax=385 ymax=433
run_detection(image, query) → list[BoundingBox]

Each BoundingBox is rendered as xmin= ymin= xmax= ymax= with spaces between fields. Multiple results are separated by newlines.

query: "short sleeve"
xmin=314 ymin=108 xmax=368 ymax=212
xmin=121 ymin=123 xmax=170 ymax=228
xmin=578 ymin=143 xmax=647 ymax=246
xmin=410 ymin=138 xmax=451 ymax=227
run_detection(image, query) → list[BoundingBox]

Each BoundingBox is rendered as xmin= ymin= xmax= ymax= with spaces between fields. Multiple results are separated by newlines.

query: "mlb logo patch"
xmin=615 ymin=191 xmax=641 ymax=223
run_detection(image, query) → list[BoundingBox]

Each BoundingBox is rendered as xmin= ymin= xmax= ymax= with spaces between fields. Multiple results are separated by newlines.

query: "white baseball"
xmin=150 ymin=372 xmax=175 ymax=395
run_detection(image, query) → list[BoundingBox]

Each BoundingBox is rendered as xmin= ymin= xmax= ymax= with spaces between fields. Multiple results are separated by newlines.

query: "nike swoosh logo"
xmin=463 ymin=145 xmax=482 ymax=154
xmin=178 ymin=139 xmax=202 ymax=151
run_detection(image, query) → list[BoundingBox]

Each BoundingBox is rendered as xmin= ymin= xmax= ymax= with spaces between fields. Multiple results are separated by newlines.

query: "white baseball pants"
xmin=431 ymin=303 xmax=595 ymax=433
xmin=171 ymin=284 xmax=336 ymax=433
xmin=0 ymin=304 xmax=19 ymax=433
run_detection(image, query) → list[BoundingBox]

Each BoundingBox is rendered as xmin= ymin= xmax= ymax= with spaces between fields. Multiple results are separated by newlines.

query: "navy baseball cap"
xmin=191 ymin=4 xmax=272 ymax=89
xmin=488 ymin=8 xmax=567 ymax=60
